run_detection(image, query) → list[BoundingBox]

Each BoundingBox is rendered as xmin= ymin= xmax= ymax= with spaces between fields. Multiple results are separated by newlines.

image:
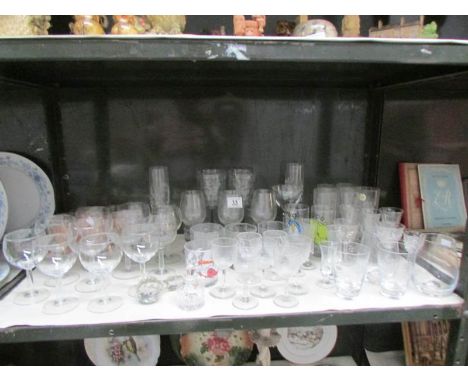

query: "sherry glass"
xmin=316 ymin=240 xmax=339 ymax=289
xmin=273 ymin=235 xmax=311 ymax=308
xmin=250 ymin=189 xmax=277 ymax=224
xmin=36 ymin=233 xmax=79 ymax=314
xmin=180 ymin=190 xmax=207 ymax=240
xmin=228 ymin=167 xmax=255 ymax=208
xmin=79 ymin=232 xmax=123 ymax=313
xmin=198 ymin=168 xmax=226 ymax=222
xmin=217 ymin=189 xmax=244 ymax=226
xmin=3 ymin=228 xmax=50 ymax=305
xmin=209 ymin=237 xmax=237 ymax=299
xmin=232 ymin=232 xmax=262 ymax=310
xmin=149 ymin=165 xmax=170 ymax=211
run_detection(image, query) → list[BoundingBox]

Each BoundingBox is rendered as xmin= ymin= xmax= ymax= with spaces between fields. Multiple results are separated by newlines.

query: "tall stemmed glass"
xmin=180 ymin=190 xmax=207 ymax=240
xmin=157 ymin=204 xmax=183 ymax=265
xmin=272 ymin=184 xmax=303 ymax=221
xmin=149 ymin=165 xmax=170 ymax=211
xmin=112 ymin=203 xmax=149 ymax=280
xmin=218 ymin=189 xmax=244 ymax=226
xmin=210 ymin=237 xmax=237 ymax=299
xmin=316 ymin=240 xmax=339 ymax=289
xmin=250 ymin=189 xmax=277 ymax=224
xmin=3 ymin=228 xmax=50 ymax=305
xmin=273 ymin=235 xmax=311 ymax=308
xmin=225 ymin=223 xmax=257 ymax=238
xmin=120 ymin=221 xmax=160 ymax=298
xmin=79 ymin=232 xmax=123 ymax=313
xmin=198 ymin=168 xmax=226 ymax=222
xmin=232 ymin=232 xmax=262 ymax=310
xmin=285 ymin=162 xmax=304 ymax=193
xmin=36 ymin=233 xmax=79 ymax=314
xmin=228 ymin=168 xmax=255 ymax=208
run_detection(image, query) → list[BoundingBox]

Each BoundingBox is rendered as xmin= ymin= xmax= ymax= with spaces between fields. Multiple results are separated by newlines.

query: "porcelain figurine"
xmin=146 ymin=15 xmax=186 ymax=34
xmin=69 ymin=15 xmax=106 ymax=35
xmin=111 ymin=16 xmax=150 ymax=35
xmin=233 ymin=15 xmax=266 ymax=36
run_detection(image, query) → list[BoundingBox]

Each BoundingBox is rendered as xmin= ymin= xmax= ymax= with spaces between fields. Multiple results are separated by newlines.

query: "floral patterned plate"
xmin=0 ymin=179 xmax=8 ymax=240
xmin=277 ymin=325 xmax=337 ymax=365
xmin=171 ymin=330 xmax=253 ymax=366
xmin=84 ymin=335 xmax=160 ymax=366
xmin=0 ymin=152 xmax=54 ymax=233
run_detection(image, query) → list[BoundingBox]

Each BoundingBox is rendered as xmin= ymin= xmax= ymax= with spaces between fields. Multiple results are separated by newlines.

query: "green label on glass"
xmin=311 ymin=219 xmax=328 ymax=245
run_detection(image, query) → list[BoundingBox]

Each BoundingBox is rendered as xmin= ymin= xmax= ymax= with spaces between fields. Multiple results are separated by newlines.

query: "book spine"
xmin=399 ymin=162 xmax=409 ymax=227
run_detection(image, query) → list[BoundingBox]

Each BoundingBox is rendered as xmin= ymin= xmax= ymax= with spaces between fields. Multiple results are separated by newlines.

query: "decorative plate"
xmin=171 ymin=330 xmax=253 ymax=366
xmin=84 ymin=335 xmax=161 ymax=366
xmin=0 ymin=179 xmax=8 ymax=239
xmin=277 ymin=325 xmax=337 ymax=365
xmin=0 ymin=152 xmax=55 ymax=233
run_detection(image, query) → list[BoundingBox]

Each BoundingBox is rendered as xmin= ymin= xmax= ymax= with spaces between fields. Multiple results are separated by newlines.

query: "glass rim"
xmin=225 ymin=222 xmax=257 ymax=232
xmin=3 ymin=228 xmax=40 ymax=242
xmin=210 ymin=236 xmax=238 ymax=246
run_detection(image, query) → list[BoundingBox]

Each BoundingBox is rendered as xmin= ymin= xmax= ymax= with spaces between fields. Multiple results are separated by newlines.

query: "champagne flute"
xmin=3 ymin=228 xmax=50 ymax=305
xmin=228 ymin=167 xmax=255 ymax=208
xmin=149 ymin=165 xmax=170 ymax=211
xmin=180 ymin=190 xmax=207 ymax=240
xmin=36 ymin=233 xmax=79 ymax=314
xmin=198 ymin=168 xmax=226 ymax=222
xmin=79 ymin=232 xmax=123 ymax=313
xmin=209 ymin=237 xmax=237 ymax=299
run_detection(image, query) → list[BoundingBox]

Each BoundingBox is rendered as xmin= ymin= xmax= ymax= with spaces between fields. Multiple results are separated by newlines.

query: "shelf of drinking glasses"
xmin=0 ymin=36 xmax=467 ymax=87
xmin=0 ymin=236 xmax=464 ymax=344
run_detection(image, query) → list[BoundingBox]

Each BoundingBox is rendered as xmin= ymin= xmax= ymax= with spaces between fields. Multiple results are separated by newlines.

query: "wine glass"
xmin=149 ymin=165 xmax=170 ymax=211
xmin=120 ymin=221 xmax=160 ymax=299
xmin=198 ymin=168 xmax=226 ymax=222
xmin=180 ymin=190 xmax=207 ymax=240
xmin=2 ymin=228 xmax=50 ymax=305
xmin=79 ymin=232 xmax=123 ymax=313
xmin=112 ymin=204 xmax=149 ymax=280
xmin=209 ymin=237 xmax=237 ymax=299
xmin=156 ymin=204 xmax=183 ymax=265
xmin=36 ymin=233 xmax=79 ymax=314
xmin=284 ymin=162 xmax=304 ymax=193
xmin=217 ymin=189 xmax=244 ymax=226
xmin=273 ymin=235 xmax=311 ymax=308
xmin=272 ymin=184 xmax=303 ymax=221
xmin=232 ymin=232 xmax=262 ymax=310
xmin=228 ymin=167 xmax=255 ymax=208
xmin=250 ymin=189 xmax=277 ymax=224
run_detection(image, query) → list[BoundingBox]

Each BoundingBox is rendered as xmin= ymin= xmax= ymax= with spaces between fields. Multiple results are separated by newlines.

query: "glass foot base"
xmin=250 ymin=285 xmax=276 ymax=298
xmin=14 ymin=288 xmax=50 ymax=305
xmin=273 ymin=294 xmax=298 ymax=308
xmin=75 ymin=276 xmax=106 ymax=293
xmin=210 ymin=285 xmax=236 ymax=299
xmin=45 ymin=273 xmax=79 ymax=287
xmin=232 ymin=295 xmax=258 ymax=310
xmin=288 ymin=283 xmax=308 ymax=295
xmin=42 ymin=297 xmax=79 ymax=315
xmin=112 ymin=263 xmax=140 ymax=280
xmin=316 ymin=279 xmax=335 ymax=289
xmin=88 ymin=295 xmax=123 ymax=313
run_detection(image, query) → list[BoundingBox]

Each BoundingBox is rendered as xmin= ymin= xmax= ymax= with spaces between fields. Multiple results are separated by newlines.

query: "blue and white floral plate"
xmin=0 ymin=152 xmax=55 ymax=233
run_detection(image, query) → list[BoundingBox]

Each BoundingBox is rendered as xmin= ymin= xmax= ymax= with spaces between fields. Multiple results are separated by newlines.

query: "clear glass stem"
xmin=140 ymin=262 xmax=147 ymax=280
xmin=158 ymin=247 xmax=166 ymax=274
xmin=26 ymin=269 xmax=34 ymax=290
xmin=221 ymin=269 xmax=227 ymax=289
xmin=55 ymin=276 xmax=63 ymax=304
xmin=284 ymin=278 xmax=292 ymax=297
xmin=241 ymin=282 xmax=249 ymax=301
xmin=124 ymin=255 xmax=132 ymax=271
xmin=184 ymin=225 xmax=191 ymax=241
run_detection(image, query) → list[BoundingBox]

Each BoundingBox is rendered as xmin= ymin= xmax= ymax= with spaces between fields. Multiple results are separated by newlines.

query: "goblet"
xmin=3 ymin=228 xmax=50 ymax=305
xmin=379 ymin=207 xmax=404 ymax=227
xmin=190 ymin=222 xmax=224 ymax=244
xmin=232 ymin=232 xmax=262 ymax=310
xmin=209 ymin=237 xmax=237 ymax=299
xmin=198 ymin=168 xmax=226 ymax=222
xmin=180 ymin=190 xmax=207 ymax=240
xmin=250 ymin=189 xmax=277 ymax=224
xmin=149 ymin=165 xmax=170 ymax=211
xmin=273 ymin=235 xmax=311 ymax=308
xmin=217 ymin=189 xmax=244 ymax=226
xmin=316 ymin=240 xmax=339 ymax=289
xmin=224 ymin=222 xmax=257 ymax=238
xmin=79 ymin=232 xmax=123 ymax=313
xmin=228 ymin=167 xmax=255 ymax=208
xmin=120 ymin=222 xmax=160 ymax=299
xmin=36 ymin=233 xmax=79 ymax=314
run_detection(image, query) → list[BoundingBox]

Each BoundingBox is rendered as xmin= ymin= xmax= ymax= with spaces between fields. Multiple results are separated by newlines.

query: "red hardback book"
xmin=399 ymin=162 xmax=424 ymax=230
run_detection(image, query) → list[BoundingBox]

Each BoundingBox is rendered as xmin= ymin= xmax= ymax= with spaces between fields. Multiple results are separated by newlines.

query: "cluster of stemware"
xmin=2 ymin=201 xmax=181 ymax=314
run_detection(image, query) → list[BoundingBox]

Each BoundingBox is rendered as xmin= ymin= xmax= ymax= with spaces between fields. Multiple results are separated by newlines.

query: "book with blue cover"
xmin=418 ymin=164 xmax=467 ymax=232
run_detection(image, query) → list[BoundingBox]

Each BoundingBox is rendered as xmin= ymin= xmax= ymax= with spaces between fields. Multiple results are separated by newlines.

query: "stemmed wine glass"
xmin=316 ymin=240 xmax=339 ymax=289
xmin=156 ymin=204 xmax=183 ymax=265
xmin=284 ymin=162 xmax=304 ymax=192
xmin=272 ymin=184 xmax=303 ymax=219
xmin=217 ymin=189 xmax=244 ymax=226
xmin=198 ymin=168 xmax=226 ymax=222
xmin=273 ymin=235 xmax=311 ymax=308
xmin=149 ymin=165 xmax=170 ymax=211
xmin=3 ymin=228 xmax=50 ymax=305
xmin=250 ymin=189 xmax=277 ymax=224
xmin=180 ymin=190 xmax=207 ymax=240
xmin=232 ymin=232 xmax=262 ymax=310
xmin=120 ymin=221 xmax=161 ymax=298
xmin=79 ymin=232 xmax=123 ymax=313
xmin=36 ymin=233 xmax=79 ymax=314
xmin=209 ymin=237 xmax=237 ymax=299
